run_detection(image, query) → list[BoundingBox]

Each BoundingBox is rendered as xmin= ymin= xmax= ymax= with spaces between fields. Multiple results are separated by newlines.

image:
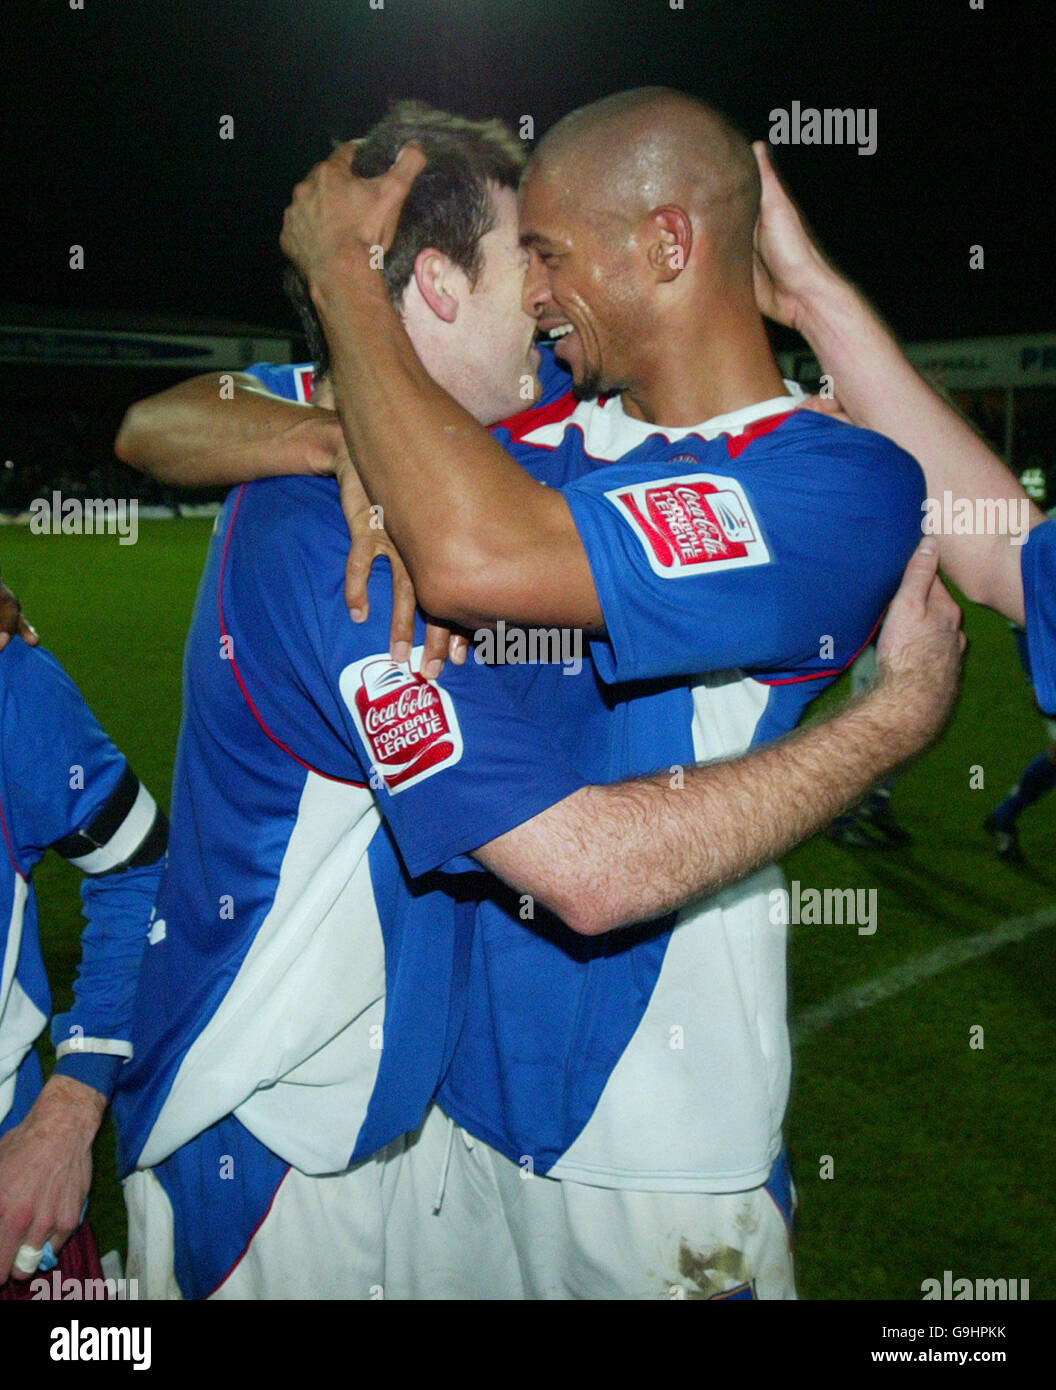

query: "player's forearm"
xmin=483 ymin=674 xmax=938 ymax=936
xmin=312 ymin=263 xmax=590 ymax=626
xmin=115 ymin=373 xmax=344 ymax=486
xmin=797 ymin=274 xmax=1042 ymax=621
xmin=28 ymin=1074 xmax=107 ymax=1135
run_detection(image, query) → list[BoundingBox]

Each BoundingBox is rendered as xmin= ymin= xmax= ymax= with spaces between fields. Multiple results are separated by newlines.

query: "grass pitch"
xmin=3 ymin=517 xmax=1053 ymax=1299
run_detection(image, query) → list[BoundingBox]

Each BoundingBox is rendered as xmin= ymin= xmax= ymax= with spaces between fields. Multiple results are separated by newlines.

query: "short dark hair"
xmin=285 ymin=101 xmax=526 ymax=378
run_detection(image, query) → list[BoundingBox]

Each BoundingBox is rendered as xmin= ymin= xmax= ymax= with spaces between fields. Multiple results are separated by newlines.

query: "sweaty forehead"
xmin=517 ymin=165 xmax=579 ymax=245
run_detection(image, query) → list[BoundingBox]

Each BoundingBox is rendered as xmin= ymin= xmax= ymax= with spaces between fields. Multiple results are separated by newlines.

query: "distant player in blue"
xmin=0 ymin=595 xmax=166 ymax=1296
xmin=985 ymin=494 xmax=1056 ymax=863
xmin=1022 ymin=519 xmax=1056 ymax=716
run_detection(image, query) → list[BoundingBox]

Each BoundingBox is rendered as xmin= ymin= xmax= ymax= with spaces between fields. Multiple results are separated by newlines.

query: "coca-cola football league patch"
xmin=604 ymin=469 xmax=770 ymax=578
xmin=340 ymin=649 xmax=463 ymax=793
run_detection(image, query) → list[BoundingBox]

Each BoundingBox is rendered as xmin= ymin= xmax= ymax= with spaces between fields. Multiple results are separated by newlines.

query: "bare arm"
xmin=281 ymin=144 xmax=602 ymax=630
xmin=476 ymin=541 xmax=963 ymax=936
xmin=114 ymin=371 xmax=344 ymax=487
xmin=0 ymin=1075 xmax=105 ymax=1282
xmin=752 ymin=141 xmax=1043 ymax=624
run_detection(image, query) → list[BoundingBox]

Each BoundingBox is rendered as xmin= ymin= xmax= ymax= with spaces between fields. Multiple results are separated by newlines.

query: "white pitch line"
xmin=791 ymin=902 xmax=1056 ymax=1043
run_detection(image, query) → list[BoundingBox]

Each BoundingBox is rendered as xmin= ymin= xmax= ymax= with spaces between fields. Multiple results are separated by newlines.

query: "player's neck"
xmin=620 ymin=309 xmax=786 ymax=429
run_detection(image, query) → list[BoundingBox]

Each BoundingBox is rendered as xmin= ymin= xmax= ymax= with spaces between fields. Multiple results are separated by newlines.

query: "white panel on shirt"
xmin=0 ymin=877 xmax=47 ymax=1127
xmin=548 ymin=664 xmax=790 ymax=1191
xmin=140 ymin=772 xmax=385 ymax=1175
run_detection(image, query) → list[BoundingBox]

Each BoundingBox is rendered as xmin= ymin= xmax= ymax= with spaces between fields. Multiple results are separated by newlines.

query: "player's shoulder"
xmin=771 ymin=409 xmax=919 ymax=466
xmin=230 ymin=473 xmax=346 ymax=549
xmin=0 ymin=641 xmax=118 ymax=802
xmin=220 ymin=477 xmax=347 ymax=613
xmin=0 ymin=635 xmax=78 ymax=706
xmin=221 ymin=476 xmax=397 ymax=642
xmin=740 ymin=410 xmax=925 ymax=499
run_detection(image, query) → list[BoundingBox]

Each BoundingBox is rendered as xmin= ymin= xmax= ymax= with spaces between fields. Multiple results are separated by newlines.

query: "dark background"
xmin=3 ymin=0 xmax=1054 ymax=342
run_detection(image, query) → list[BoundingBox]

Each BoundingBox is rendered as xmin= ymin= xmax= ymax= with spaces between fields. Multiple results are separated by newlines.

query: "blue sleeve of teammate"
xmin=340 ymin=623 xmax=591 ymax=878
xmin=561 ymin=420 xmax=925 ymax=683
xmin=51 ymin=859 xmax=164 ymax=1096
xmin=244 ymin=362 xmax=315 ymax=403
xmin=228 ymin=480 xmax=589 ymax=880
xmin=1023 ymin=519 xmax=1056 ymax=715
xmin=0 ymin=641 xmax=167 ymax=1097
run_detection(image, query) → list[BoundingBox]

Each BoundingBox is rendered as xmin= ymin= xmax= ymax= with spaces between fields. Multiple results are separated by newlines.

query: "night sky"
xmin=4 ymin=0 xmax=1054 ymax=345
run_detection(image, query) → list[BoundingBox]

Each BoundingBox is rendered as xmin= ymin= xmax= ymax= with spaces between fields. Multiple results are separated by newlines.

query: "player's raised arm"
xmin=476 ymin=541 xmax=964 ymax=934
xmin=115 ymin=370 xmax=344 ymax=486
xmin=282 ymin=143 xmax=604 ymax=631
xmin=752 ymin=141 xmax=1043 ymax=625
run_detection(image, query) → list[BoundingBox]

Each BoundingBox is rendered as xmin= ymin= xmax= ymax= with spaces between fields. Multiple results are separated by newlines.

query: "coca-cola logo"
xmin=340 ymin=652 xmax=464 ymax=794
xmin=604 ymin=471 xmax=769 ymax=579
xmin=362 ymin=681 xmax=442 ymax=735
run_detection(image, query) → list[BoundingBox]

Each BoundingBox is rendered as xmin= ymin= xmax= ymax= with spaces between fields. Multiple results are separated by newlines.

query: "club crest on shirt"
xmin=340 ymin=650 xmax=463 ymax=793
xmin=604 ymin=469 xmax=770 ymax=577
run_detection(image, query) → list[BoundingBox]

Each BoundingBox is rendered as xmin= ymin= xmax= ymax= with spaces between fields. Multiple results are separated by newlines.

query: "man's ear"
xmin=643 ymin=206 xmax=693 ymax=282
xmin=412 ymin=248 xmax=459 ymax=324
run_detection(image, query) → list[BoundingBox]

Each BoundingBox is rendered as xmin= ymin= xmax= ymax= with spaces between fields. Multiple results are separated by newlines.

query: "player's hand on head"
xmin=751 ymin=141 xmax=832 ymax=332
xmin=0 ymin=575 xmax=39 ymax=652
xmin=875 ymin=540 xmax=966 ymax=744
xmin=280 ymin=138 xmax=427 ymax=284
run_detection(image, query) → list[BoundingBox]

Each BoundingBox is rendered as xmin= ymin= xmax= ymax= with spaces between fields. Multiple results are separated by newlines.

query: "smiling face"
xmin=519 ymin=163 xmax=648 ymax=399
xmin=409 ymin=184 xmax=541 ymax=426
xmin=456 ymin=185 xmax=541 ymax=423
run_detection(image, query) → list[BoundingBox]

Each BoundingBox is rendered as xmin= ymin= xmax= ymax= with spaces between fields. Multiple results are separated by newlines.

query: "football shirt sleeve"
xmin=0 ymin=642 xmax=166 ymax=1096
xmin=244 ymin=362 xmax=315 ymax=402
xmin=561 ymin=422 xmax=925 ymax=683
xmin=1022 ymin=518 xmax=1056 ymax=714
xmin=225 ymin=480 xmax=591 ymax=881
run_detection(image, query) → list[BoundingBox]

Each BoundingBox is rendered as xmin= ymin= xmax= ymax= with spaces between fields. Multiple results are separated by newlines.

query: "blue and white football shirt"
xmin=114 ymin=367 xmax=592 ymax=1185
xmin=438 ymin=377 xmax=926 ymax=1190
xmin=0 ymin=639 xmax=165 ymax=1136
